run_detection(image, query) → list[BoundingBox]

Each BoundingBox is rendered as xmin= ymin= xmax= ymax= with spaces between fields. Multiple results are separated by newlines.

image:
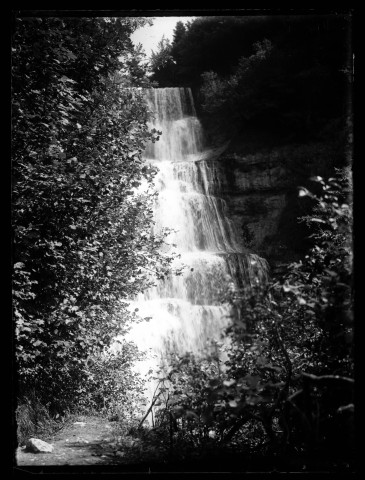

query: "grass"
xmin=16 ymin=391 xmax=68 ymax=446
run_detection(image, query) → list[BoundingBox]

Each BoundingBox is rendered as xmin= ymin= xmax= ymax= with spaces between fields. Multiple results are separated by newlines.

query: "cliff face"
xmin=209 ymin=137 xmax=344 ymax=267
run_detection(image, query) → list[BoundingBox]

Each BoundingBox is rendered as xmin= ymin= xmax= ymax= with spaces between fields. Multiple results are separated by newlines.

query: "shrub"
xmin=140 ymin=168 xmax=354 ymax=467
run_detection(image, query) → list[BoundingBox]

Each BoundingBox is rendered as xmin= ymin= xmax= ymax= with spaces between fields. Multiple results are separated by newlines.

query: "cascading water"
xmin=121 ymin=87 xmax=269 ymax=419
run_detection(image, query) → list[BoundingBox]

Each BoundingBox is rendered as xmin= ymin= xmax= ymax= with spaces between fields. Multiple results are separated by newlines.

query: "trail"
xmin=15 ymin=415 xmax=129 ymax=466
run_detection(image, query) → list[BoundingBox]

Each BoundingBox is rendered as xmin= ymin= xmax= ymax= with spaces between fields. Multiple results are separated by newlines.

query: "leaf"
xmin=65 ymin=51 xmax=77 ymax=61
xmin=309 ymin=218 xmax=326 ymax=223
xmin=263 ymin=363 xmax=282 ymax=373
xmin=128 ymin=150 xmax=139 ymax=158
xmin=223 ymin=379 xmax=236 ymax=387
xmin=324 ymin=269 xmax=338 ymax=277
xmin=14 ymin=262 xmax=25 ymax=269
xmin=298 ymin=188 xmax=309 ymax=197
xmin=60 ymin=75 xmax=76 ymax=84
xmin=206 ymin=378 xmax=220 ymax=388
xmin=245 ymin=375 xmax=260 ymax=388
xmin=185 ymin=410 xmax=199 ymax=421
xmin=337 ymin=403 xmax=354 ymax=414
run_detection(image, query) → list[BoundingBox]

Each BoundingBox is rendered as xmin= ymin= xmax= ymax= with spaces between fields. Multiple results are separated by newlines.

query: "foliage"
xmin=172 ymin=21 xmax=187 ymax=45
xmin=141 ymin=168 xmax=354 ymax=466
xmin=16 ymin=390 xmax=65 ymax=446
xmin=149 ymin=21 xmax=187 ymax=89
xmin=12 ymin=16 xmax=171 ymax=417
xmin=199 ymin=28 xmax=348 ymax=140
xmin=155 ymin=352 xmax=223 ymax=459
xmin=149 ymin=36 xmax=176 ymax=87
xmin=224 ymin=168 xmax=353 ymax=460
xmin=150 ymin=15 xmax=350 ymax=144
xmin=200 ymin=39 xmax=274 ymax=127
xmin=151 ymin=16 xmax=277 ymax=87
xmin=113 ymin=42 xmax=155 ymax=88
xmin=78 ymin=341 xmax=148 ymax=420
xmin=126 ymin=352 xmax=227 ymax=462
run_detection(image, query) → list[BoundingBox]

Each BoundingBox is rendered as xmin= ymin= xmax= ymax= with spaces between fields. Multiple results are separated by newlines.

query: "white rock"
xmin=26 ymin=438 xmax=54 ymax=453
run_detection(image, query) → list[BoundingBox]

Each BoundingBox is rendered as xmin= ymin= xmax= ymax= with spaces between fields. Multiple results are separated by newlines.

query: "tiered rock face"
xmin=215 ymin=152 xmax=290 ymax=261
xmin=205 ymin=140 xmax=342 ymax=265
xmin=197 ymin=153 xmax=287 ymax=257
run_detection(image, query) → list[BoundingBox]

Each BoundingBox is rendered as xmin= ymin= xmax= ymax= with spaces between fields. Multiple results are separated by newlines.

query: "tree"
xmin=115 ymin=42 xmax=155 ymax=88
xmin=199 ymin=38 xmax=274 ymax=122
xmin=199 ymin=24 xmax=348 ymax=141
xmin=172 ymin=21 xmax=187 ymax=45
xmin=150 ymin=36 xmax=176 ymax=86
xmin=12 ymin=16 xmax=171 ymax=414
xmin=149 ymin=15 xmax=349 ymax=144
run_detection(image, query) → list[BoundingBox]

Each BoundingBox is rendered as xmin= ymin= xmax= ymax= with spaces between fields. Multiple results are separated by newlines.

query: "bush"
xmin=77 ymin=341 xmax=147 ymax=419
xmin=16 ymin=391 xmax=61 ymax=446
xmin=12 ymin=17 xmax=172 ymax=415
xmin=138 ymin=168 xmax=354 ymax=468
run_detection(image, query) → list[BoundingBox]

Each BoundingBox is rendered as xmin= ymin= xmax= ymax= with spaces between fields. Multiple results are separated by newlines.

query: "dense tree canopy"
xmin=150 ymin=36 xmax=175 ymax=86
xmin=150 ymin=15 xmax=350 ymax=143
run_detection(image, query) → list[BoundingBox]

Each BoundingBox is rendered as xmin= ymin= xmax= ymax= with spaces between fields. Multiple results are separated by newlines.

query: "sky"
xmin=131 ymin=17 xmax=196 ymax=57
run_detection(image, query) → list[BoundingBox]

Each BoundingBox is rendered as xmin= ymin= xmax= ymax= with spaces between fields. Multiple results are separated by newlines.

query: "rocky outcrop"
xmin=209 ymin=139 xmax=343 ymax=266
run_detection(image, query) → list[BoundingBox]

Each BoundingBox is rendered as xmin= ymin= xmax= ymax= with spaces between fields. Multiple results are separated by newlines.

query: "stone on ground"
xmin=26 ymin=438 xmax=54 ymax=453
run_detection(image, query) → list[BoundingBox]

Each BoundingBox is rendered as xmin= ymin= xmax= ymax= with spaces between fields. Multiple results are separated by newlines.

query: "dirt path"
xmin=15 ymin=415 xmax=128 ymax=466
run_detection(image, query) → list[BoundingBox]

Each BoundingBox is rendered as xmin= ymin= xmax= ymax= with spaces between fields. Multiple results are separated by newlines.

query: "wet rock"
xmin=213 ymin=140 xmax=339 ymax=263
xmin=26 ymin=438 xmax=54 ymax=453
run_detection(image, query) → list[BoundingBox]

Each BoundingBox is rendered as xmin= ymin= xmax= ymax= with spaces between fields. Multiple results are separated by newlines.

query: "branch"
xmin=138 ymin=380 xmax=163 ymax=429
xmin=267 ymin=316 xmax=293 ymax=421
xmin=222 ymin=412 xmax=262 ymax=444
xmin=301 ymin=372 xmax=354 ymax=385
xmin=285 ymin=389 xmax=313 ymax=432
xmin=259 ymin=317 xmax=294 ymax=447
xmin=274 ymin=320 xmax=292 ymax=396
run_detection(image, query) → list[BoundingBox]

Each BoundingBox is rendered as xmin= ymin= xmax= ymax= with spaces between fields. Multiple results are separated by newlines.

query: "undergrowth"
xmin=16 ymin=391 xmax=73 ymax=446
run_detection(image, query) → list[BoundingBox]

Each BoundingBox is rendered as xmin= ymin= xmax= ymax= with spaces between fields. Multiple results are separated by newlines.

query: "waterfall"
xmin=118 ymin=87 xmax=269 ymax=418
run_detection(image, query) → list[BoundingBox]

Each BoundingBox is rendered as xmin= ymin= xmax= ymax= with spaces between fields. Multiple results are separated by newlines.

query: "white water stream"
xmin=116 ymin=88 xmax=269 ymax=419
